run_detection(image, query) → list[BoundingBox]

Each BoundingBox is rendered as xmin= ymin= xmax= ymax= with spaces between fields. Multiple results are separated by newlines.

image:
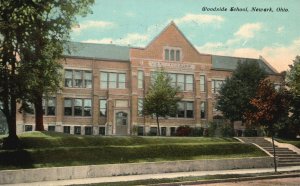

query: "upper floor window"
xmin=200 ymin=75 xmax=206 ymax=92
xmin=138 ymin=71 xmax=144 ymax=89
xmin=64 ymin=69 xmax=92 ymax=88
xmin=100 ymin=72 xmax=126 ymax=89
xmin=99 ymin=99 xmax=107 ymax=117
xmin=212 ymin=79 xmax=225 ymax=94
xmin=176 ymin=101 xmax=194 ymax=118
xmin=138 ymin=98 xmax=143 ymax=116
xmin=64 ymin=98 xmax=92 ymax=117
xmin=164 ymin=48 xmax=181 ymax=62
xmin=169 ymin=73 xmax=194 ymax=91
xmin=43 ymin=97 xmax=56 ymax=116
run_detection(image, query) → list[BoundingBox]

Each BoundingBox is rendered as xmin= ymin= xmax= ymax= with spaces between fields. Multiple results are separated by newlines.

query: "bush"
xmin=190 ymin=127 xmax=204 ymax=137
xmin=176 ymin=126 xmax=192 ymax=136
xmin=208 ymin=121 xmax=234 ymax=137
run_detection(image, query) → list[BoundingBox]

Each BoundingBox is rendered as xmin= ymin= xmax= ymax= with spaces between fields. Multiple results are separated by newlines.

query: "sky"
xmin=71 ymin=0 xmax=300 ymax=72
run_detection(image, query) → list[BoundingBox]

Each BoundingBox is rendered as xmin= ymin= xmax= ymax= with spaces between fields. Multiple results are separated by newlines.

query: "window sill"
xmin=64 ymin=87 xmax=92 ymax=89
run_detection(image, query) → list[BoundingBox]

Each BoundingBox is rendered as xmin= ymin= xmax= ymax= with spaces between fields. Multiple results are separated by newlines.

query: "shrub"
xmin=190 ymin=127 xmax=204 ymax=137
xmin=208 ymin=121 xmax=234 ymax=137
xmin=176 ymin=126 xmax=192 ymax=136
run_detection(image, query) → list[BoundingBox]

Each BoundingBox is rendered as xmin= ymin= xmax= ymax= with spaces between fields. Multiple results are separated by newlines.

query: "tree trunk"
xmin=271 ymin=134 xmax=278 ymax=173
xmin=35 ymin=94 xmax=44 ymax=131
xmin=156 ymin=115 xmax=160 ymax=136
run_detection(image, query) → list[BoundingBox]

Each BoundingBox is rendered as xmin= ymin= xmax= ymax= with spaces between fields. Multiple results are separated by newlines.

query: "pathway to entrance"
xmin=238 ymin=137 xmax=300 ymax=167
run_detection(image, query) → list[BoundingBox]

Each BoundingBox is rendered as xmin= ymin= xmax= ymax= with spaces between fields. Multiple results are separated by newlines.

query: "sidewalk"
xmin=3 ymin=166 xmax=300 ymax=186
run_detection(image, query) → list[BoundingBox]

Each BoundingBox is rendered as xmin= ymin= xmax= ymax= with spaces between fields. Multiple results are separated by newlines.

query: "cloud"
xmin=72 ymin=20 xmax=115 ymax=33
xmin=277 ymin=26 xmax=285 ymax=34
xmin=125 ymin=11 xmax=136 ymax=17
xmin=82 ymin=38 xmax=113 ymax=44
xmin=174 ymin=14 xmax=224 ymax=25
xmin=197 ymin=37 xmax=300 ymax=72
xmin=234 ymin=23 xmax=263 ymax=39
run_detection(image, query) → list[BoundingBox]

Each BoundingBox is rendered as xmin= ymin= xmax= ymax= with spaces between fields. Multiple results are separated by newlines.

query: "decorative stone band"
xmin=149 ymin=61 xmax=195 ymax=71
xmin=0 ymin=157 xmax=273 ymax=184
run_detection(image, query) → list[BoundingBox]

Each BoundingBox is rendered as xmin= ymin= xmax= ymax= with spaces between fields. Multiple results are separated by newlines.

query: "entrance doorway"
xmin=115 ymin=111 xmax=128 ymax=135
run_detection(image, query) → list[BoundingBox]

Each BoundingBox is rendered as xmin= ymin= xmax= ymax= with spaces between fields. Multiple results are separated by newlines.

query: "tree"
xmin=245 ymin=79 xmax=291 ymax=172
xmin=144 ymin=70 xmax=181 ymax=136
xmin=217 ymin=60 xmax=266 ymax=124
xmin=0 ymin=0 xmax=94 ymax=148
xmin=286 ymin=56 xmax=300 ymax=133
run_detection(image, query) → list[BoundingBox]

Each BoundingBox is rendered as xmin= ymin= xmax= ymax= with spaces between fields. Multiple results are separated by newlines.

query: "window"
xmin=99 ymin=99 xmax=107 ymax=117
xmin=25 ymin=125 xmax=33 ymax=132
xmin=65 ymin=70 xmax=73 ymax=87
xmin=118 ymin=73 xmax=126 ymax=88
xmin=100 ymin=72 xmax=126 ymax=89
xmin=161 ymin=127 xmax=167 ymax=136
xmin=168 ymin=73 xmax=194 ymax=91
xmin=48 ymin=126 xmax=55 ymax=132
xmin=74 ymin=126 xmax=81 ymax=135
xmin=137 ymin=126 xmax=144 ymax=136
xmin=186 ymin=102 xmax=194 ymax=118
xmin=64 ymin=99 xmax=72 ymax=116
xmin=84 ymin=99 xmax=92 ymax=116
xmin=74 ymin=99 xmax=83 ymax=116
xmin=201 ymin=102 xmax=206 ymax=119
xmin=170 ymin=49 xmax=175 ymax=61
xmin=25 ymin=102 xmax=35 ymax=115
xmin=200 ymin=75 xmax=206 ymax=92
xmin=64 ymin=69 xmax=92 ymax=88
xmin=116 ymin=112 xmax=128 ymax=126
xmin=84 ymin=71 xmax=92 ymax=88
xmin=212 ymin=79 xmax=225 ymax=93
xmin=42 ymin=97 xmax=56 ymax=116
xmin=64 ymin=98 xmax=92 ymax=117
xmin=170 ymin=127 xmax=176 ymax=136
xmin=138 ymin=99 xmax=143 ymax=116
xmin=85 ymin=126 xmax=92 ymax=135
xmin=149 ymin=127 xmax=157 ymax=136
xmin=164 ymin=48 xmax=181 ymax=61
xmin=185 ymin=75 xmax=193 ymax=91
xmin=175 ymin=101 xmax=194 ymax=118
xmin=164 ymin=49 xmax=169 ymax=60
xmin=138 ymin=71 xmax=144 ymax=89
xmin=63 ymin=126 xmax=70 ymax=134
xmin=176 ymin=50 xmax=180 ymax=61
xmin=99 ymin=127 xmax=105 ymax=135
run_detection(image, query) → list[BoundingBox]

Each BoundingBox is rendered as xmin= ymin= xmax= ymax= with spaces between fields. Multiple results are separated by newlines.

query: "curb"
xmin=149 ymin=173 xmax=300 ymax=186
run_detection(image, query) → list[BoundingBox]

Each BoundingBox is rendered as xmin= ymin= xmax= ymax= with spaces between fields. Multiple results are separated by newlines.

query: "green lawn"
xmin=0 ymin=132 xmax=267 ymax=170
xmin=276 ymin=138 xmax=300 ymax=148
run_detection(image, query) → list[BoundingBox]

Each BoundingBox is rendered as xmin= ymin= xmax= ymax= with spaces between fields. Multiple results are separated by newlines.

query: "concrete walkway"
xmin=3 ymin=166 xmax=300 ymax=186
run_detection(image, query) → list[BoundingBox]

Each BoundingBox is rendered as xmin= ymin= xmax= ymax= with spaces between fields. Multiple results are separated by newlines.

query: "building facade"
xmin=15 ymin=22 xmax=281 ymax=135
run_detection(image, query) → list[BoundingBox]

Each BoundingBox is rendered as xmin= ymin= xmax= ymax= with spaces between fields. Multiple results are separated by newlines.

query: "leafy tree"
xmin=286 ymin=56 xmax=300 ymax=132
xmin=245 ymin=79 xmax=291 ymax=172
xmin=144 ymin=70 xmax=181 ymax=136
xmin=0 ymin=0 xmax=94 ymax=148
xmin=217 ymin=60 xmax=266 ymax=124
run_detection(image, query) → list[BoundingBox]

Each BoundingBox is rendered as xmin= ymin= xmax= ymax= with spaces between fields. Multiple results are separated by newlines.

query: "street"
xmin=200 ymin=177 xmax=300 ymax=186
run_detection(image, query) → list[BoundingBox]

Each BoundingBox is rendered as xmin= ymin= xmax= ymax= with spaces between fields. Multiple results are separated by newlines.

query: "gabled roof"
xmin=212 ymin=55 xmax=278 ymax=75
xmin=63 ymin=42 xmax=130 ymax=61
xmin=144 ymin=21 xmax=206 ymax=56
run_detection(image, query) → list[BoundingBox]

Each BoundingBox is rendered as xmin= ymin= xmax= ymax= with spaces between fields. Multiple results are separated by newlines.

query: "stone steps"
xmin=238 ymin=137 xmax=300 ymax=167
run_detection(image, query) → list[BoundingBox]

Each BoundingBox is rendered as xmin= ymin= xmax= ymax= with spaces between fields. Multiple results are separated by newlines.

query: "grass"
xmin=0 ymin=131 xmax=267 ymax=170
xmin=276 ymin=138 xmax=300 ymax=148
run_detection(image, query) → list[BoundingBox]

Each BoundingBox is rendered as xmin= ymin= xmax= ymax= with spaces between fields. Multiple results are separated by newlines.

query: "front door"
xmin=115 ymin=111 xmax=128 ymax=135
